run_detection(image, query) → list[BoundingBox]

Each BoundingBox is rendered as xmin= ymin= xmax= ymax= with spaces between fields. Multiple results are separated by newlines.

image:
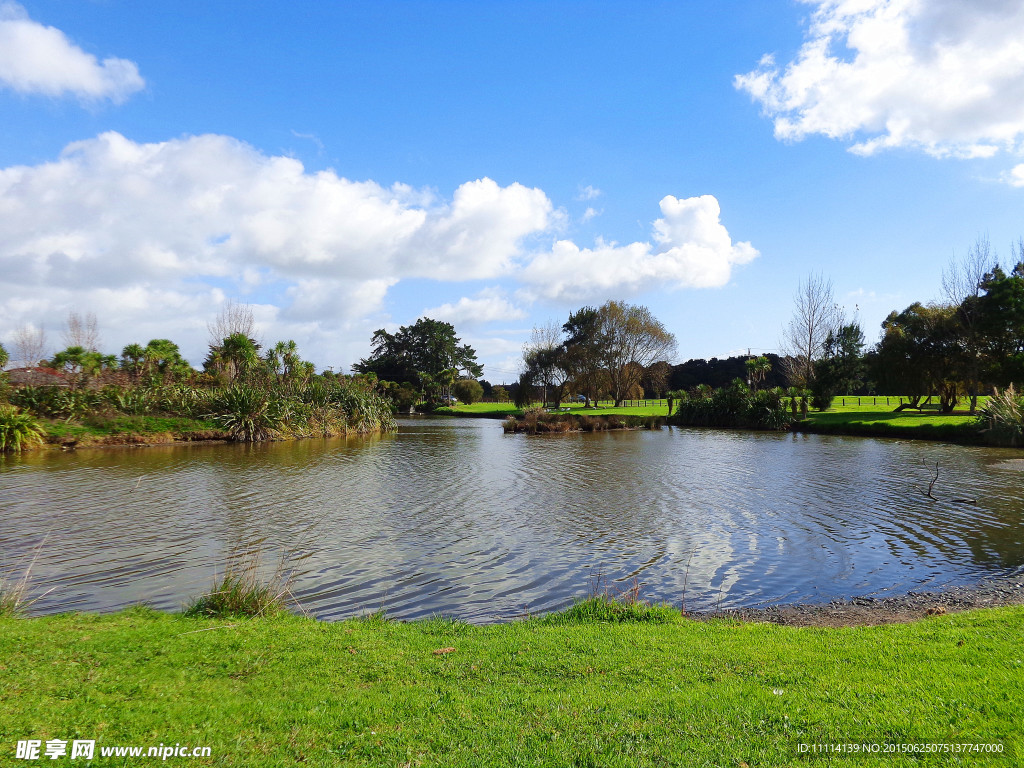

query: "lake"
xmin=1 ymin=417 xmax=1022 ymax=621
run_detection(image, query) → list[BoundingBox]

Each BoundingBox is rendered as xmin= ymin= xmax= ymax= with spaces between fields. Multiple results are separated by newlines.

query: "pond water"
xmin=1 ymin=418 xmax=1022 ymax=622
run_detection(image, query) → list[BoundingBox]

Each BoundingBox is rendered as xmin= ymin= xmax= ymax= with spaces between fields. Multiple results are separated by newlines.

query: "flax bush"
xmin=0 ymin=405 xmax=45 ymax=452
xmin=979 ymin=385 xmax=1024 ymax=447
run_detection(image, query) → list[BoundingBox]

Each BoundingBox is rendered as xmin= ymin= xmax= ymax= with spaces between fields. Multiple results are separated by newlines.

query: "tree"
xmin=781 ymin=273 xmax=841 ymax=387
xmin=354 ymin=318 xmax=482 ymax=403
xmin=120 ymin=343 xmax=146 ymax=381
xmin=810 ymin=322 xmax=865 ymax=409
xmin=207 ymin=301 xmax=257 ymax=349
xmin=62 ymin=310 xmax=100 ymax=352
xmin=265 ymin=340 xmax=311 ymax=389
xmin=977 ymin=259 xmax=1024 ymax=387
xmin=642 ymin=361 xmax=672 ymax=398
xmin=452 ymin=379 xmax=484 ymax=405
xmin=943 ymin=235 xmax=1000 ymax=412
xmin=12 ymin=323 xmax=48 ymax=368
xmin=876 ymin=303 xmax=964 ymax=412
xmin=142 ymin=339 xmax=193 ymax=383
xmin=205 ymin=333 xmax=261 ymax=385
xmin=562 ymin=306 xmax=607 ymax=406
xmin=744 ymin=356 xmax=772 ymax=391
xmin=0 ymin=341 xmax=7 ymax=371
xmin=521 ymin=322 xmax=571 ymax=408
xmin=49 ymin=346 xmax=118 ymax=388
xmin=596 ymin=301 xmax=677 ymax=407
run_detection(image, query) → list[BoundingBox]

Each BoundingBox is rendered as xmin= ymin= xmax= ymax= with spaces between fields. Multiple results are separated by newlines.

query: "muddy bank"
xmin=691 ymin=573 xmax=1024 ymax=627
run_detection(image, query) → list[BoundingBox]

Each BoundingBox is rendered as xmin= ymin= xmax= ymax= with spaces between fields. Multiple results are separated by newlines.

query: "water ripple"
xmin=2 ymin=419 xmax=1023 ymax=621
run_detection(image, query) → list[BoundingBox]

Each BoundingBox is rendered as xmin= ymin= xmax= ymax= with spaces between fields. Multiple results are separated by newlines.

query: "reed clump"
xmin=979 ymin=385 xmax=1024 ymax=447
xmin=544 ymin=575 xmax=679 ymax=625
xmin=503 ymin=411 xmax=664 ymax=434
xmin=184 ymin=546 xmax=298 ymax=619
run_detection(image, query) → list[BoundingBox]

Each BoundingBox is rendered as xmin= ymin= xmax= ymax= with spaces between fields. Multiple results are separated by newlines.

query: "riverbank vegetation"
xmin=0 ymin=308 xmax=395 ymax=451
xmin=0 ymin=605 xmax=1019 ymax=766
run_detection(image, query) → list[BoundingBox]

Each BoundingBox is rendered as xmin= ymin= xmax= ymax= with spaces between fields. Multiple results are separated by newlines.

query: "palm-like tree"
xmin=121 ymin=343 xmax=146 ymax=380
xmin=745 ymin=356 xmax=772 ymax=391
xmin=218 ymin=333 xmax=261 ymax=385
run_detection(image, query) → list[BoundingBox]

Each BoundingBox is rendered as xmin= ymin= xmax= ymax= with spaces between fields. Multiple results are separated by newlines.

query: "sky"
xmin=2 ymin=0 xmax=1023 ymax=383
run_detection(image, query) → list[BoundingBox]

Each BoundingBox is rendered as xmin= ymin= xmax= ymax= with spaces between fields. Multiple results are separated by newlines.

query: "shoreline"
xmin=7 ymin=573 xmax=1023 ymax=628
xmin=691 ymin=572 xmax=1024 ymax=628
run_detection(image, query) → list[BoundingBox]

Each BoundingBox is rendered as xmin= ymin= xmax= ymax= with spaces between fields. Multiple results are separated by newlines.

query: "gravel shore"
xmin=692 ymin=573 xmax=1024 ymax=627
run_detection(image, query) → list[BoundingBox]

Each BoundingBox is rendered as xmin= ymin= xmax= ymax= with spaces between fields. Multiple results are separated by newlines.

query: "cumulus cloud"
xmin=520 ymin=195 xmax=757 ymax=303
xmin=422 ymin=288 xmax=526 ymax=327
xmin=0 ymin=131 xmax=757 ymax=366
xmin=0 ymin=131 xmax=554 ymax=364
xmin=0 ymin=2 xmax=144 ymax=103
xmin=735 ymin=0 xmax=1024 ymax=160
xmin=1005 ymin=164 xmax=1024 ymax=188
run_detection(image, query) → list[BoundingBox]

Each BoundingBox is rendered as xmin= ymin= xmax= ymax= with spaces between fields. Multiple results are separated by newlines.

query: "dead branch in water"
xmin=920 ymin=462 xmax=977 ymax=504
xmin=921 ymin=462 xmax=939 ymax=501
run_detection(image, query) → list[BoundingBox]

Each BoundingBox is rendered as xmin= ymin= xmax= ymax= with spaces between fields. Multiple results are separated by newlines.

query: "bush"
xmin=672 ymin=380 xmax=790 ymax=431
xmin=980 ymin=385 xmax=1024 ymax=447
xmin=0 ymin=405 xmax=45 ymax=452
xmin=452 ymin=379 xmax=484 ymax=405
xmin=206 ymin=385 xmax=285 ymax=442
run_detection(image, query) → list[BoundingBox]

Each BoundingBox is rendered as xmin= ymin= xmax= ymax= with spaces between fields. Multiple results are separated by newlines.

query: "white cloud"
xmin=576 ymin=184 xmax=602 ymax=201
xmin=0 ymin=2 xmax=144 ymax=103
xmin=1004 ymin=164 xmax=1024 ymax=187
xmin=520 ymin=194 xmax=757 ymax=303
xmin=735 ymin=0 xmax=1024 ymax=160
xmin=422 ymin=288 xmax=526 ymax=327
xmin=0 ymin=131 xmax=554 ymax=365
xmin=580 ymin=206 xmax=599 ymax=223
xmin=0 ymin=131 xmax=757 ymax=367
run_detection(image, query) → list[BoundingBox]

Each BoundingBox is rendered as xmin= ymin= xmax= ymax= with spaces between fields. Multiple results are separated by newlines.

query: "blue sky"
xmin=2 ymin=1 xmax=1023 ymax=382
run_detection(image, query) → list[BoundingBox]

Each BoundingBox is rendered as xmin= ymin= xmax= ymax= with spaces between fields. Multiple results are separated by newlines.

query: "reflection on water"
xmin=1 ymin=418 xmax=1022 ymax=622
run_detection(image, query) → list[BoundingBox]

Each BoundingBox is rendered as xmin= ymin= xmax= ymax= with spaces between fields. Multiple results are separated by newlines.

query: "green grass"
xmin=799 ymin=402 xmax=983 ymax=443
xmin=40 ymin=415 xmax=226 ymax=446
xmin=0 ymin=607 xmax=1021 ymax=766
xmin=437 ymin=400 xmax=673 ymax=419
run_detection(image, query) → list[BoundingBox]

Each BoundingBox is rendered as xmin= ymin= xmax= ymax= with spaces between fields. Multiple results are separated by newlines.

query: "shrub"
xmin=672 ymin=380 xmax=789 ymax=431
xmin=452 ymin=379 xmax=484 ymax=405
xmin=0 ymin=405 xmax=45 ymax=452
xmin=206 ymin=385 xmax=285 ymax=442
xmin=980 ymin=385 xmax=1024 ymax=447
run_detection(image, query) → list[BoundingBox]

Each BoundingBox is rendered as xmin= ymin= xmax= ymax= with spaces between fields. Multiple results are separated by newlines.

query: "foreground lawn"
xmin=1 ymin=607 xmax=1021 ymax=766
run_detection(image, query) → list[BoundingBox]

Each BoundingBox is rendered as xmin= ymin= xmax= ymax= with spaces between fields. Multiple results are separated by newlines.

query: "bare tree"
xmin=780 ymin=273 xmax=841 ymax=388
xmin=207 ymin=300 xmax=257 ymax=347
xmin=942 ymin=235 xmax=1001 ymax=413
xmin=62 ymin=310 xmax=101 ymax=351
xmin=521 ymin=321 xmax=569 ymax=407
xmin=12 ymin=323 xmax=49 ymax=368
xmin=598 ymin=301 xmax=677 ymax=406
xmin=942 ymin=234 xmax=995 ymax=305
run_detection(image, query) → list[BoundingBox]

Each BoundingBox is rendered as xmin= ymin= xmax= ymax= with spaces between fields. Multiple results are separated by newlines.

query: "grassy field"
xmin=39 ymin=414 xmax=227 ymax=447
xmin=0 ymin=606 xmax=1020 ymax=766
xmin=435 ymin=400 xmax=673 ymax=419
xmin=799 ymin=401 xmax=984 ymax=444
xmin=434 ymin=398 xmax=991 ymax=444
